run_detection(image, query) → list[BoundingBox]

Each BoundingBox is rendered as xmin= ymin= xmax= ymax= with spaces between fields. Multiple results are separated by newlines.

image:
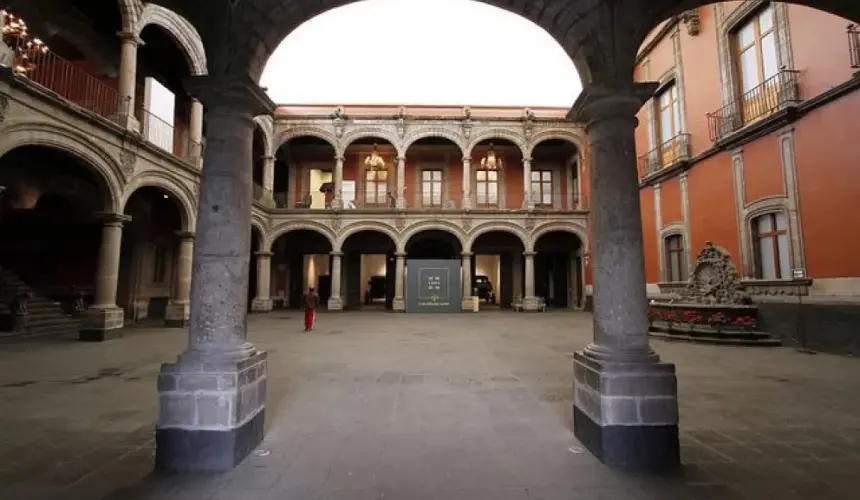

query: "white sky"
xmin=261 ymin=0 xmax=581 ymax=107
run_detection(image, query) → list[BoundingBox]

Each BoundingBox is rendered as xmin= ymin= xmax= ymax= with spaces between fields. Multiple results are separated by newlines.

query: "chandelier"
xmin=1 ymin=10 xmax=49 ymax=75
xmin=364 ymin=143 xmax=386 ymax=171
xmin=480 ymin=143 xmax=503 ymax=171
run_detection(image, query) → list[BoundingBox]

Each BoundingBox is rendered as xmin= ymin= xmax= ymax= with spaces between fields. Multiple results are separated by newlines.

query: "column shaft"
xmin=392 ymin=252 xmax=405 ymax=311
xmin=189 ymin=99 xmax=204 ymax=162
xmin=460 ymin=253 xmax=473 ymax=310
xmin=251 ymin=252 xmax=273 ymax=312
xmin=81 ymin=213 xmax=129 ymax=341
xmin=332 ymin=155 xmax=344 ymax=209
xmin=523 ymin=251 xmax=538 ymax=310
xmin=116 ymin=32 xmax=140 ymax=130
xmin=461 ymin=157 xmax=472 ymax=210
xmin=396 ymin=157 xmax=406 ymax=209
xmin=328 ymin=252 xmax=344 ymax=310
xmin=165 ymin=232 xmax=194 ymax=327
xmin=261 ymin=156 xmax=275 ymax=206
xmin=523 ymin=157 xmax=534 ymax=210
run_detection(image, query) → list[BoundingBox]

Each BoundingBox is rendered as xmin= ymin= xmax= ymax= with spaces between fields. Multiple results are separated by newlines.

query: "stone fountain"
xmin=648 ymin=242 xmax=780 ymax=346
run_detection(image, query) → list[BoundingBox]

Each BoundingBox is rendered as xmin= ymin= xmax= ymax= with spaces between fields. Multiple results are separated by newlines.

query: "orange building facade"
xmin=635 ymin=2 xmax=860 ymax=354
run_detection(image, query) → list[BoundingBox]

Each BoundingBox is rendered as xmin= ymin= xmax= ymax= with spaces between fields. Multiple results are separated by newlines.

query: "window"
xmin=752 ymin=212 xmax=790 ymax=279
xmin=152 ymin=244 xmax=167 ymax=283
xmin=656 ymin=84 xmax=683 ymax=167
xmin=421 ymin=170 xmax=443 ymax=207
xmin=364 ymin=169 xmax=388 ymax=206
xmin=476 ymin=169 xmax=498 ymax=207
xmin=531 ymin=170 xmax=553 ymax=206
xmin=664 ymin=235 xmax=687 ymax=282
xmin=734 ymin=5 xmax=779 ymax=120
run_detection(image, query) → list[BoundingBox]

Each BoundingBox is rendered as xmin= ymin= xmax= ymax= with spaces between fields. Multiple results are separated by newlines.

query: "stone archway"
xmin=533 ymin=229 xmax=585 ymax=310
xmin=469 ymin=227 xmax=528 ymax=309
xmin=266 ymin=228 xmax=335 ymax=310
xmin=339 ymin=229 xmax=398 ymax=310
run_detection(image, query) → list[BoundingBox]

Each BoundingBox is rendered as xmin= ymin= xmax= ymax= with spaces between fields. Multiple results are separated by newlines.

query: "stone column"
xmin=461 ymin=157 xmax=472 ymax=210
xmin=460 ymin=252 xmax=473 ymax=311
xmin=328 ymin=251 xmax=343 ymax=310
xmin=116 ymin=32 xmax=140 ymax=131
xmin=392 ymin=252 xmax=406 ymax=311
xmin=189 ymin=99 xmax=204 ymax=166
xmin=522 ymin=157 xmax=534 ymax=210
xmin=251 ymin=251 xmax=273 ymax=312
xmin=396 ymin=156 xmax=406 ymax=210
xmin=522 ymin=251 xmax=539 ymax=311
xmin=260 ymin=156 xmax=275 ymax=207
xmin=156 ymin=75 xmax=274 ymax=473
xmin=331 ymin=155 xmax=344 ymax=209
xmin=81 ymin=212 xmax=130 ymax=341
xmin=570 ymin=84 xmax=679 ymax=472
xmin=165 ymin=231 xmax=195 ymax=327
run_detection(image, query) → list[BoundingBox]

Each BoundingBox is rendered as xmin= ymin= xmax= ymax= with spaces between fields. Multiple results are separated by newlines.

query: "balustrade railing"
xmin=849 ymin=24 xmax=860 ymax=69
xmin=637 ymin=133 xmax=692 ymax=179
xmin=707 ymin=69 xmax=800 ymax=141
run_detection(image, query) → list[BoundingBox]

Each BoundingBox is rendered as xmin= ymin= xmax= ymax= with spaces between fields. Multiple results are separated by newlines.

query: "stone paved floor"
xmin=2 ymin=311 xmax=860 ymax=499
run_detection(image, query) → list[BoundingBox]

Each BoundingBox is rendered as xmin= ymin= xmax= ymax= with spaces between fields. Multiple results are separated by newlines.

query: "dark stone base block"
xmin=155 ymin=409 xmax=265 ymax=473
xmin=78 ymin=328 xmax=123 ymax=342
xmin=574 ymin=406 xmax=680 ymax=472
xmin=164 ymin=318 xmax=190 ymax=328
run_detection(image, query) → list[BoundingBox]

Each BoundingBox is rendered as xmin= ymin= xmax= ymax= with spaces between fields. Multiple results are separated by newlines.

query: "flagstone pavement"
xmin=2 ymin=311 xmax=860 ymax=499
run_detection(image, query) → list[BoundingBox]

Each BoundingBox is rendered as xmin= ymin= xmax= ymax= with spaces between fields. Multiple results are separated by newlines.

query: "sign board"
xmin=792 ymin=268 xmax=805 ymax=279
xmin=405 ymin=259 xmax=461 ymax=313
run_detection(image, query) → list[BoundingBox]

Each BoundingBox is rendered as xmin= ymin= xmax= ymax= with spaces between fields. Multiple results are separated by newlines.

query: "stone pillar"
xmin=522 ymin=157 xmax=534 ymax=210
xmin=461 ymin=157 xmax=472 ymax=210
xmin=116 ymin=32 xmax=140 ymax=131
xmin=251 ymin=251 xmax=273 ymax=312
xmin=570 ymin=84 xmax=679 ymax=472
xmin=331 ymin=155 xmax=344 ymax=209
xmin=522 ymin=251 xmax=539 ymax=311
xmin=156 ymin=75 xmax=274 ymax=473
xmin=189 ymin=99 xmax=204 ymax=166
xmin=460 ymin=252 xmax=473 ymax=311
xmin=80 ymin=212 xmax=130 ymax=342
xmin=396 ymin=156 xmax=406 ymax=210
xmin=259 ymin=155 xmax=275 ymax=207
xmin=328 ymin=251 xmax=344 ymax=310
xmin=165 ymin=231 xmax=195 ymax=327
xmin=392 ymin=252 xmax=406 ymax=311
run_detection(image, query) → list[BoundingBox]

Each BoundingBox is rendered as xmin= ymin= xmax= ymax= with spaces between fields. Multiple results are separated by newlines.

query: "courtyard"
xmin=1 ymin=311 xmax=860 ymax=499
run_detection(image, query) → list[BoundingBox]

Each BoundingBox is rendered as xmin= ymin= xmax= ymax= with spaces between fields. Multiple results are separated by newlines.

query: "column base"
xmin=461 ymin=297 xmax=475 ymax=311
xmin=79 ymin=306 xmax=124 ymax=342
xmin=327 ymin=296 xmax=343 ymax=311
xmin=392 ymin=296 xmax=405 ymax=312
xmin=522 ymin=296 xmax=540 ymax=311
xmin=113 ymin=113 xmax=140 ymax=133
xmin=165 ymin=302 xmax=190 ymax=328
xmin=572 ymin=351 xmax=680 ymax=472
xmin=251 ymin=298 xmax=273 ymax=313
xmin=156 ymin=350 xmax=268 ymax=473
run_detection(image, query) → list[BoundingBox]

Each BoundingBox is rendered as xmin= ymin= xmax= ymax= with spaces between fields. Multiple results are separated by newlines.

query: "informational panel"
xmin=405 ymin=259 xmax=461 ymax=313
xmin=143 ymin=77 xmax=176 ymax=152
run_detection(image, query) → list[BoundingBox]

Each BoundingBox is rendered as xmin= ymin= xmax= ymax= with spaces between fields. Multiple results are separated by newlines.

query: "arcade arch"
xmin=261 ymin=228 xmax=334 ymax=310
xmin=533 ymin=229 xmax=585 ymax=309
xmin=274 ymin=136 xmax=339 ymax=209
xmin=339 ymin=230 xmax=398 ymax=310
xmin=470 ymin=229 xmax=527 ymax=309
xmin=529 ymin=138 xmax=582 ymax=211
xmin=402 ymin=137 xmax=465 ymax=210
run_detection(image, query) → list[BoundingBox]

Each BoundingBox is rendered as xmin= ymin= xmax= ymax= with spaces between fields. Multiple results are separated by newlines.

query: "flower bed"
xmin=648 ymin=302 xmax=759 ymax=335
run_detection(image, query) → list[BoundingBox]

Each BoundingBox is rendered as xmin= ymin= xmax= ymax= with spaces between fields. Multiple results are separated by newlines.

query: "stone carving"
xmin=394 ymin=216 xmax=406 ymax=231
xmin=330 ymin=215 xmax=341 ymax=233
xmin=461 ymin=217 xmax=472 ymax=233
xmin=523 ymin=215 xmax=535 ymax=232
xmin=395 ymin=106 xmax=406 ymax=138
xmin=119 ymin=149 xmax=137 ymax=176
xmin=681 ymin=10 xmax=701 ymax=36
xmin=0 ymin=94 xmax=8 ymax=123
xmin=682 ymin=242 xmax=748 ymax=304
xmin=332 ymin=106 xmax=346 ymax=138
xmin=522 ymin=108 xmax=535 ymax=139
xmin=462 ymin=106 xmax=473 ymax=139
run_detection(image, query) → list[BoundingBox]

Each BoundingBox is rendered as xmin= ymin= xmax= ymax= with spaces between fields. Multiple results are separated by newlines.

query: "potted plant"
xmin=682 ymin=310 xmax=703 ymax=332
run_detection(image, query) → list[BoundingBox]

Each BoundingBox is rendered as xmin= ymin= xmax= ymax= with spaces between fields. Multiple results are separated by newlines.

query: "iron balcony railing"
xmin=637 ymin=133 xmax=692 ymax=179
xmin=849 ymin=24 xmax=860 ymax=69
xmin=140 ymin=108 xmax=201 ymax=161
xmin=707 ymin=69 xmax=800 ymax=142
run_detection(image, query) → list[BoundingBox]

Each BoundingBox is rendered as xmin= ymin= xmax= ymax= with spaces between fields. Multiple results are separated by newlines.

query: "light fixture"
xmin=364 ymin=143 xmax=386 ymax=171
xmin=480 ymin=143 xmax=503 ymax=171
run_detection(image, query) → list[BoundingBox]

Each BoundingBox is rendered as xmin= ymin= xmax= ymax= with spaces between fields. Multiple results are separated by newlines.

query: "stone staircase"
xmin=0 ymin=266 xmax=81 ymax=339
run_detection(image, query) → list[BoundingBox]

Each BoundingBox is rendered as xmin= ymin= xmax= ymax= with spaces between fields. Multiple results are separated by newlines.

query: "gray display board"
xmin=405 ymin=259 xmax=462 ymax=313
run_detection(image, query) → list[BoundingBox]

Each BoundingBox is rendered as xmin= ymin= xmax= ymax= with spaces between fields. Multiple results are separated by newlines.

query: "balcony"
xmin=637 ymin=133 xmax=691 ymax=179
xmin=849 ymin=24 xmax=860 ymax=69
xmin=707 ymin=69 xmax=800 ymax=142
xmin=140 ymin=108 xmax=201 ymax=161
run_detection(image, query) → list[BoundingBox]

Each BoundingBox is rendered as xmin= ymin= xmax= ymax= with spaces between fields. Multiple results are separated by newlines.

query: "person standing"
xmin=302 ymin=286 xmax=319 ymax=331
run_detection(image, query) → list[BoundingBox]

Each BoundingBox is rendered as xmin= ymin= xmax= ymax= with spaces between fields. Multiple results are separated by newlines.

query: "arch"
xmin=339 ymin=127 xmax=403 ymax=157
xmin=120 ymin=172 xmax=197 ymax=231
xmin=334 ymin=222 xmax=399 ymax=253
xmin=526 ymin=129 xmax=587 ymax=158
xmin=465 ymin=222 xmax=529 ymax=253
xmin=0 ymin=121 xmax=123 ymax=213
xmin=265 ymin=221 xmax=336 ymax=252
xmin=118 ymin=0 xmax=143 ymax=33
xmin=397 ymin=220 xmax=466 ymax=254
xmin=465 ymin=129 xmax=528 ymax=158
xmin=251 ymin=213 xmax=268 ymax=239
xmin=275 ymin=126 xmax=338 ymax=152
xmin=402 ymin=128 xmax=467 ymax=157
xmin=528 ymin=222 xmax=589 ymax=253
xmin=135 ymin=3 xmax=208 ymax=76
xmin=253 ymin=115 xmax=275 ymax=157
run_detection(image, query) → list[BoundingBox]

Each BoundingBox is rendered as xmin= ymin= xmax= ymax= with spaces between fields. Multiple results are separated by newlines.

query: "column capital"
xmin=175 ymin=230 xmax=195 ymax=241
xmin=394 ymin=252 xmax=406 ymax=258
xmin=330 ymin=251 xmax=344 ymax=257
xmin=254 ymin=251 xmax=274 ymax=258
xmin=183 ymin=75 xmax=275 ymax=117
xmin=334 ymin=155 xmax=345 ymax=162
xmin=396 ymin=156 xmax=406 ymax=163
xmin=522 ymin=157 xmax=533 ymax=164
xmin=117 ymin=31 xmax=143 ymax=45
xmin=568 ymin=82 xmax=658 ymax=126
xmin=262 ymin=155 xmax=275 ymax=162
xmin=462 ymin=156 xmax=472 ymax=163
xmin=461 ymin=251 xmax=473 ymax=258
xmin=523 ymin=251 xmax=536 ymax=257
xmin=94 ymin=212 xmax=131 ymax=225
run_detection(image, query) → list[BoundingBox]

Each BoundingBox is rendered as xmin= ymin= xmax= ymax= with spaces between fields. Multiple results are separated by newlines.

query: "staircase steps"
xmin=0 ymin=266 xmax=81 ymax=339
xmin=650 ymin=327 xmax=782 ymax=347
